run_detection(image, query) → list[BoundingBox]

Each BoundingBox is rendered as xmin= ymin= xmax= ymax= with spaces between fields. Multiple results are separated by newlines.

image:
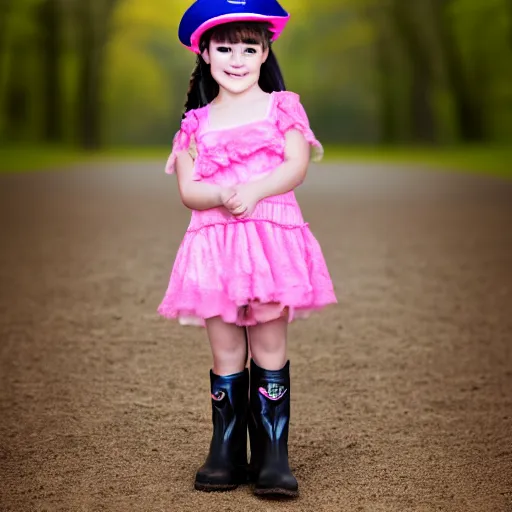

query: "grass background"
xmin=1 ymin=145 xmax=510 ymax=178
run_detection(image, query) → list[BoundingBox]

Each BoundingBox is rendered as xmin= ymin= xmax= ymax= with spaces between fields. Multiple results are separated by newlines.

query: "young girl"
xmin=158 ymin=0 xmax=337 ymax=498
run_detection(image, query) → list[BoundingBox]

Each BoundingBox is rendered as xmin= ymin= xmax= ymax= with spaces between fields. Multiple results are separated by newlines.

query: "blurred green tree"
xmin=38 ymin=0 xmax=62 ymax=142
xmin=0 ymin=0 xmax=510 ymax=147
xmin=75 ymin=0 xmax=120 ymax=149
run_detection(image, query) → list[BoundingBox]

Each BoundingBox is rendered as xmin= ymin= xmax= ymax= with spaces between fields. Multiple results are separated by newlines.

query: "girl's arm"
xmin=175 ymin=150 xmax=231 ymax=211
xmin=250 ymin=129 xmax=311 ymax=201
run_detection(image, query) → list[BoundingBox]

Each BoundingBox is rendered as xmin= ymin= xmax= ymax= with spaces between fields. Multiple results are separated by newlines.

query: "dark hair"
xmin=182 ymin=22 xmax=286 ymax=117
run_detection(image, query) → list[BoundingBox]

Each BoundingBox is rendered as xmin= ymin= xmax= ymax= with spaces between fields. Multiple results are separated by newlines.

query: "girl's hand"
xmin=220 ymin=187 xmax=244 ymax=215
xmin=230 ymin=183 xmax=261 ymax=219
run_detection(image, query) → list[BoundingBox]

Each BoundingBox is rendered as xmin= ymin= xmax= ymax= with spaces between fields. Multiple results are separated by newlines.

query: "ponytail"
xmin=182 ymin=56 xmax=217 ymax=117
xmin=182 ymin=45 xmax=286 ymax=117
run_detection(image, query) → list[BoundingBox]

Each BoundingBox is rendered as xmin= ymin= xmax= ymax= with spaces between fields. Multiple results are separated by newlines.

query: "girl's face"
xmin=203 ymin=40 xmax=269 ymax=95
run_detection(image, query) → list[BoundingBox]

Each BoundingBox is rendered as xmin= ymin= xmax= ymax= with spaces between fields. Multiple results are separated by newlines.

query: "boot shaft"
xmin=249 ymin=360 xmax=292 ymax=462
xmin=250 ymin=361 xmax=290 ymax=443
xmin=207 ymin=369 xmax=249 ymax=465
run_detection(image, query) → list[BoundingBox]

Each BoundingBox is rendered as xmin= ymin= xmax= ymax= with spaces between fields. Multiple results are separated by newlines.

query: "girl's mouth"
xmin=225 ymin=72 xmax=248 ymax=79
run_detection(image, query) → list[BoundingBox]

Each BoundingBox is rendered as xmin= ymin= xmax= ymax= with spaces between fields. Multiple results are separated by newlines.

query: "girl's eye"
xmin=217 ymin=46 xmax=231 ymax=53
xmin=245 ymin=48 xmax=257 ymax=55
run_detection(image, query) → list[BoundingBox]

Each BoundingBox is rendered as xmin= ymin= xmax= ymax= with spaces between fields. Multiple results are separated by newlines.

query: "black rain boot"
xmin=247 ymin=363 xmax=261 ymax=484
xmin=248 ymin=359 xmax=299 ymax=498
xmin=194 ymin=369 xmax=249 ymax=492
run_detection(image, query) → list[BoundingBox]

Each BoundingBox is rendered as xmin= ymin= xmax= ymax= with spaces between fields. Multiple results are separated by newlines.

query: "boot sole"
xmin=194 ymin=482 xmax=239 ymax=492
xmin=254 ymin=487 xmax=299 ymax=498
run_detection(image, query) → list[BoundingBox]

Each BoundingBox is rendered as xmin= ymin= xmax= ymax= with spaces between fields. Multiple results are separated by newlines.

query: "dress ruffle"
xmin=194 ymin=124 xmax=284 ymax=181
xmin=165 ymin=111 xmax=199 ymax=174
xmin=157 ymin=220 xmax=336 ymax=326
xmin=274 ymin=92 xmax=324 ymax=162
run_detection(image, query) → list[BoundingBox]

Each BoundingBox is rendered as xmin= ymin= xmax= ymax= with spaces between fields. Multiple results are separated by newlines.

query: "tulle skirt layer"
xmin=157 ymin=219 xmax=337 ymax=327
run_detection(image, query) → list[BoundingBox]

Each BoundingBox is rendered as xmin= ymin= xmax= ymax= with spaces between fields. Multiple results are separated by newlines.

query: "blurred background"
xmin=0 ymin=0 xmax=511 ymax=172
xmin=1 ymin=4 xmax=512 ymax=509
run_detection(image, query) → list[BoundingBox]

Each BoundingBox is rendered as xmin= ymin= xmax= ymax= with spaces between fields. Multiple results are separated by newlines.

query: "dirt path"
xmin=1 ymin=163 xmax=511 ymax=512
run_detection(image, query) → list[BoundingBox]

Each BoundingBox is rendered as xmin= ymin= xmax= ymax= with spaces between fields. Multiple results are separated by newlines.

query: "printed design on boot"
xmin=259 ymin=383 xmax=287 ymax=401
xmin=211 ymin=390 xmax=226 ymax=401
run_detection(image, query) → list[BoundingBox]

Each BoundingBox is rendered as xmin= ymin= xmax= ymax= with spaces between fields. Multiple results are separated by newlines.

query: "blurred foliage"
xmin=0 ymin=0 xmax=511 ymax=149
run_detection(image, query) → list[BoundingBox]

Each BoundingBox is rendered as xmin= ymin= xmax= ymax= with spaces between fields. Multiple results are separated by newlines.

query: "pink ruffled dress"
xmin=158 ymin=91 xmax=337 ymax=326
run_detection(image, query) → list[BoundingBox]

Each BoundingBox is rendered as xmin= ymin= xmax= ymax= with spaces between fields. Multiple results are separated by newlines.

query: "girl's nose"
xmin=230 ymin=51 xmax=244 ymax=66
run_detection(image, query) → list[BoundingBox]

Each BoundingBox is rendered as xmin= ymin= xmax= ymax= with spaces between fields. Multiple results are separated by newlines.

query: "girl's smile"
xmin=225 ymin=71 xmax=249 ymax=78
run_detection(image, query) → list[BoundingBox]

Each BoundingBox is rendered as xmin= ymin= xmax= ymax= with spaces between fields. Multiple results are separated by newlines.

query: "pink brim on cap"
xmin=187 ymin=13 xmax=291 ymax=54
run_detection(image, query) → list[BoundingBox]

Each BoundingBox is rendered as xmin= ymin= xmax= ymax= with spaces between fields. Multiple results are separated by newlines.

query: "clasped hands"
xmin=220 ymin=183 xmax=262 ymax=219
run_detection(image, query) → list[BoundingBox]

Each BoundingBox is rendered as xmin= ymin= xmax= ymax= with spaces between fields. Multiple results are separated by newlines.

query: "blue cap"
xmin=179 ymin=0 xmax=290 ymax=54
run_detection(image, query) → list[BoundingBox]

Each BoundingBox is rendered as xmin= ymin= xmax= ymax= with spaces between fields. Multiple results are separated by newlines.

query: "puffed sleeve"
xmin=275 ymin=91 xmax=324 ymax=162
xmin=164 ymin=110 xmax=199 ymax=174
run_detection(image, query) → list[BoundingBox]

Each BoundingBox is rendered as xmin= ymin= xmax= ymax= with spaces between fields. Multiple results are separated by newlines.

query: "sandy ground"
xmin=0 ymin=162 xmax=511 ymax=512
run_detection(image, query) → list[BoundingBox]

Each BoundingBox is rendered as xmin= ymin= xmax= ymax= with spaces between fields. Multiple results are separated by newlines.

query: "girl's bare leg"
xmin=205 ymin=316 xmax=248 ymax=376
xmin=247 ymin=315 xmax=288 ymax=371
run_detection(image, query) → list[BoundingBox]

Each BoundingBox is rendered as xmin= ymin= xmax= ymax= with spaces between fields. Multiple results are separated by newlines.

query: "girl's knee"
xmin=252 ymin=339 xmax=285 ymax=355
xmin=249 ymin=324 xmax=287 ymax=354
